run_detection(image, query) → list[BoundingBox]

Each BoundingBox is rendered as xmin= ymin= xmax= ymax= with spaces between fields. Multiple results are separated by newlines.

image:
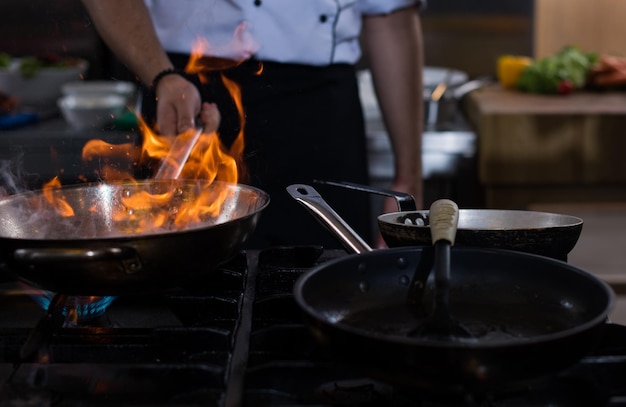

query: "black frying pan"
xmin=287 ymin=184 xmax=614 ymax=393
xmin=0 ymin=180 xmax=269 ymax=295
xmin=319 ymin=181 xmax=583 ymax=260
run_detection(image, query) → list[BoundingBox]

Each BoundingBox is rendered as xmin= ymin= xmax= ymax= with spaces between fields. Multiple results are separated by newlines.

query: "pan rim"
xmin=293 ymin=246 xmax=615 ymax=349
xmin=0 ymin=179 xmax=270 ymax=242
xmin=378 ymin=209 xmax=584 ymax=230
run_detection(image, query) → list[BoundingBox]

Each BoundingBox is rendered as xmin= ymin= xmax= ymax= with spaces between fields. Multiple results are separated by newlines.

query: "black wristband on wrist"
xmin=151 ymin=68 xmax=186 ymax=90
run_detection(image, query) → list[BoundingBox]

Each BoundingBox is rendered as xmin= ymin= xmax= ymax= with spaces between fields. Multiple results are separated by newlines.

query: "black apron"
xmin=142 ymin=56 xmax=373 ymax=248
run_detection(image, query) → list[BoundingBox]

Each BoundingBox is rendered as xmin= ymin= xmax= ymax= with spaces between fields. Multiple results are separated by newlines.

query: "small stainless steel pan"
xmin=319 ymin=181 xmax=583 ymax=260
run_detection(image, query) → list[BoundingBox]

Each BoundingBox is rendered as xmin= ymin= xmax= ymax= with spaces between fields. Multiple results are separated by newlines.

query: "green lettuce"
xmin=516 ymin=46 xmax=598 ymax=94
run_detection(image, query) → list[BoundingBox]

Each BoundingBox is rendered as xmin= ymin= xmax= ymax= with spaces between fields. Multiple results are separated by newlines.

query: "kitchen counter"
xmin=466 ymin=85 xmax=626 ymax=115
xmin=465 ymin=84 xmax=626 ymax=209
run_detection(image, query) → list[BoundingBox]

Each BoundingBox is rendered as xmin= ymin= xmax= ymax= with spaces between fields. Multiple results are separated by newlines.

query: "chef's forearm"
xmin=80 ymin=0 xmax=173 ymax=87
xmin=362 ymin=6 xmax=424 ymax=197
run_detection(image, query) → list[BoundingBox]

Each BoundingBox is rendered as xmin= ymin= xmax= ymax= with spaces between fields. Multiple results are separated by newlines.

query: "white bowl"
xmin=58 ymin=94 xmax=127 ymax=130
xmin=62 ymin=80 xmax=136 ymax=100
xmin=0 ymin=59 xmax=89 ymax=109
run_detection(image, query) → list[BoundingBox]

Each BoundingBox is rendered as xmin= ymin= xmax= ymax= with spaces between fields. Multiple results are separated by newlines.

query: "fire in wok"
xmin=0 ymin=40 xmax=269 ymax=295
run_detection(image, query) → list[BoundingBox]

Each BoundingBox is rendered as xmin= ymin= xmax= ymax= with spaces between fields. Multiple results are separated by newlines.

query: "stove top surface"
xmin=0 ymin=247 xmax=624 ymax=406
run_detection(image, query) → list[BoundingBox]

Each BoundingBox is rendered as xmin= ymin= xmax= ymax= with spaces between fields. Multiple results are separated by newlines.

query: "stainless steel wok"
xmin=0 ymin=180 xmax=269 ymax=295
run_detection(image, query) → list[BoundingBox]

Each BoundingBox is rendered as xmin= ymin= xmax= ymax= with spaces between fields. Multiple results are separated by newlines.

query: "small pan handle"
xmin=287 ymin=184 xmax=373 ymax=254
xmin=314 ymin=180 xmax=417 ymax=212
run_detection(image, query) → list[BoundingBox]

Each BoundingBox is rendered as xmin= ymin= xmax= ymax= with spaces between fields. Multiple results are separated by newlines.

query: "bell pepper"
xmin=497 ymin=55 xmax=533 ymax=89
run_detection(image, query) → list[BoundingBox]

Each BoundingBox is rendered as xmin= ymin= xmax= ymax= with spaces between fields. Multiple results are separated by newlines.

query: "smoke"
xmin=0 ymin=153 xmax=30 ymax=198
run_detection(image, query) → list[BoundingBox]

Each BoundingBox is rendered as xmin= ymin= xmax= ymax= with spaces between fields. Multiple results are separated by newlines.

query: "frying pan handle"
xmin=287 ymin=184 xmax=373 ymax=254
xmin=13 ymin=247 xmax=142 ymax=273
xmin=429 ymin=199 xmax=459 ymax=245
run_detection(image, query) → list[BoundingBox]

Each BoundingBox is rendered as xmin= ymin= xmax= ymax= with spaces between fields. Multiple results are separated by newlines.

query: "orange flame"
xmin=136 ymin=113 xmax=239 ymax=184
xmin=81 ymin=139 xmax=137 ymax=181
xmin=43 ymin=176 xmax=75 ymax=217
xmin=43 ymin=37 xmax=249 ymax=236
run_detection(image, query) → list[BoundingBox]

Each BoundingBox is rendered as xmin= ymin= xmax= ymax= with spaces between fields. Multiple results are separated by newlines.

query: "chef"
xmin=80 ymin=0 xmax=425 ymax=248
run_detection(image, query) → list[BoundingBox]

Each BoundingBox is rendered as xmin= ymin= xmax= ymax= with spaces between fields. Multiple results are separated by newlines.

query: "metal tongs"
xmin=154 ymin=125 xmax=204 ymax=180
xmin=410 ymin=199 xmax=472 ymax=339
xmin=154 ymin=102 xmax=221 ymax=180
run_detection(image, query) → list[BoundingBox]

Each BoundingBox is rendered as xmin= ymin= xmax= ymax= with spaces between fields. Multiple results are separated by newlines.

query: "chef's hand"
xmin=589 ymin=55 xmax=626 ymax=87
xmin=154 ymin=73 xmax=203 ymax=136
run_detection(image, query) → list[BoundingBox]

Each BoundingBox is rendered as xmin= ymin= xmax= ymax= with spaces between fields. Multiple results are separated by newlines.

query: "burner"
xmin=23 ymin=284 xmax=116 ymax=325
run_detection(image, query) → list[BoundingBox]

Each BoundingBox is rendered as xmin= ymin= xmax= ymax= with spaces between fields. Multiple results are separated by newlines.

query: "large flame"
xmin=41 ymin=37 xmax=251 ymax=236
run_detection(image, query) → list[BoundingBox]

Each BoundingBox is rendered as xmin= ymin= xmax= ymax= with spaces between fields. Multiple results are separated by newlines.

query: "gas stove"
xmin=0 ymin=246 xmax=624 ymax=406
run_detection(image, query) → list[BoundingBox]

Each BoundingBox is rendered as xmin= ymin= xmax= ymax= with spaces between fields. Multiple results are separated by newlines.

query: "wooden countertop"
xmin=463 ymin=84 xmax=626 ymax=209
xmin=466 ymin=84 xmax=626 ymax=117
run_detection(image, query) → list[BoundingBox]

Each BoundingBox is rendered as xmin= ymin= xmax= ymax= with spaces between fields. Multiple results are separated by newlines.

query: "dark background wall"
xmin=421 ymin=0 xmax=533 ymax=77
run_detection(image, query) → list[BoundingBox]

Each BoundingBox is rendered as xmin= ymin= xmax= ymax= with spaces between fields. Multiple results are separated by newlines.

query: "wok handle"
xmin=287 ymin=184 xmax=373 ymax=254
xmin=13 ymin=247 xmax=140 ymax=269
